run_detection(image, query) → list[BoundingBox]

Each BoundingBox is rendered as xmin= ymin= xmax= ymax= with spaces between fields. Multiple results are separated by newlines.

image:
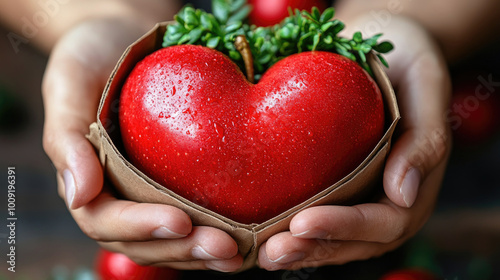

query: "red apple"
xmin=449 ymin=82 xmax=500 ymax=146
xmin=380 ymin=269 xmax=439 ymax=280
xmin=119 ymin=45 xmax=384 ymax=224
xmin=95 ymin=249 xmax=180 ymax=280
xmin=248 ymin=0 xmax=329 ymax=26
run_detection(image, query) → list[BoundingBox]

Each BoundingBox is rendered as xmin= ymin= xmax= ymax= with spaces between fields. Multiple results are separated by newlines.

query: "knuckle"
xmin=128 ymin=255 xmax=152 ymax=267
xmin=385 ymin=208 xmax=412 ymax=243
xmin=77 ymin=218 xmax=101 ymax=241
xmin=42 ymin=129 xmax=57 ymax=158
xmin=408 ymin=128 xmax=449 ymax=175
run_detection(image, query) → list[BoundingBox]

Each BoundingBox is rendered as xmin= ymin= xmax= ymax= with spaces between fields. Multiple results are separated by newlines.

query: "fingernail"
xmin=63 ymin=169 xmax=75 ymax=209
xmin=292 ymin=229 xmax=328 ymax=239
xmin=205 ymin=260 xmax=237 ymax=272
xmin=270 ymin=252 xmax=305 ymax=264
xmin=151 ymin=226 xmax=187 ymax=239
xmin=192 ymin=245 xmax=220 ymax=260
xmin=400 ymin=168 xmax=420 ymax=208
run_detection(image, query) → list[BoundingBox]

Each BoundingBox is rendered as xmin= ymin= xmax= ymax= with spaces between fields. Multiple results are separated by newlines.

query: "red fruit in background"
xmin=119 ymin=45 xmax=384 ymax=224
xmin=449 ymin=81 xmax=500 ymax=146
xmin=248 ymin=0 xmax=328 ymax=26
xmin=380 ymin=269 xmax=440 ymax=280
xmin=95 ymin=249 xmax=180 ymax=280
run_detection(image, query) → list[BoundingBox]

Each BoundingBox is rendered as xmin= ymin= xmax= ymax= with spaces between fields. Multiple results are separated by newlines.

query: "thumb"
xmin=44 ymin=129 xmax=104 ymax=210
xmin=42 ymin=18 xmax=148 ymax=209
xmin=383 ymin=48 xmax=451 ymax=208
xmin=42 ymin=22 xmax=116 ymax=209
xmin=383 ymin=127 xmax=449 ymax=208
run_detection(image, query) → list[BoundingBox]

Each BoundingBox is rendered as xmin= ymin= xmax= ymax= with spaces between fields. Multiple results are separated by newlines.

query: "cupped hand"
xmin=258 ymin=15 xmax=452 ymax=271
xmin=42 ymin=17 xmax=242 ymax=272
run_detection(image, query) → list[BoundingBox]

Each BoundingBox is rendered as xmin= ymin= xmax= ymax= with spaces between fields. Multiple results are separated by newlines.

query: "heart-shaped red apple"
xmin=119 ymin=45 xmax=384 ymax=224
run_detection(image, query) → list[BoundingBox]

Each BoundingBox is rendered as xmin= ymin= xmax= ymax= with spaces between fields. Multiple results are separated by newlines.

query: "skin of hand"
xmin=258 ymin=15 xmax=452 ymax=271
xmin=42 ymin=17 xmax=243 ymax=272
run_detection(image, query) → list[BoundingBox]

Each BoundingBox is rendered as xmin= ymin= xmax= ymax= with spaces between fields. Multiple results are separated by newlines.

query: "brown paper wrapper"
xmin=87 ymin=22 xmax=400 ymax=272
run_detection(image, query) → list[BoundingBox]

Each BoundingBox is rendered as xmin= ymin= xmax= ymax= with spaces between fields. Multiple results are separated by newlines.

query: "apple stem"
xmin=235 ymin=35 xmax=255 ymax=83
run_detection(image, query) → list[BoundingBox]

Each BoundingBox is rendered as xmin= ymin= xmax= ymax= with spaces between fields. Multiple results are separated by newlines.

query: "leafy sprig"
xmin=163 ymin=0 xmax=394 ymax=81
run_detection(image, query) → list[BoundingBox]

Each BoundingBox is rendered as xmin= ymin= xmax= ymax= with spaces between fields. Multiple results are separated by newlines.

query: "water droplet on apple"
xmin=214 ymin=122 xmax=225 ymax=139
xmin=172 ymin=86 xmax=177 ymax=96
xmin=158 ymin=112 xmax=164 ymax=118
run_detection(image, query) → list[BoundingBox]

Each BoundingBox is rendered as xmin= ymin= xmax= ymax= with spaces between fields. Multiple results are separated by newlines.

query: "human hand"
xmin=258 ymin=15 xmax=451 ymax=271
xmin=42 ymin=17 xmax=242 ymax=272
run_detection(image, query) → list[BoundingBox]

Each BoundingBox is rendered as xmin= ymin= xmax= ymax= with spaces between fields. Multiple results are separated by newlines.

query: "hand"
xmin=258 ymin=15 xmax=451 ymax=271
xmin=42 ymin=17 xmax=243 ymax=272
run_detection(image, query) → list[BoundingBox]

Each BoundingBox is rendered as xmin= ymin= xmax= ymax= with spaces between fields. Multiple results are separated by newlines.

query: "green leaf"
xmin=212 ymin=0 xmax=229 ymax=23
xmin=279 ymin=25 xmax=294 ymax=39
xmin=321 ymin=21 xmax=335 ymax=32
xmin=200 ymin=13 xmax=213 ymax=30
xmin=225 ymin=22 xmax=242 ymax=33
xmin=230 ymin=0 xmax=246 ymax=12
xmin=364 ymin=33 xmax=382 ymax=46
xmin=377 ymin=54 xmax=390 ymax=68
xmin=184 ymin=8 xmax=199 ymax=27
xmin=229 ymin=50 xmax=241 ymax=60
xmin=358 ymin=49 xmax=366 ymax=63
xmin=258 ymin=53 xmax=273 ymax=64
xmin=312 ymin=7 xmax=321 ymax=21
xmin=323 ymin=35 xmax=333 ymax=45
xmin=187 ymin=28 xmax=203 ymax=44
xmin=312 ymin=33 xmax=320 ymax=51
xmin=228 ymin=5 xmax=251 ymax=24
xmin=353 ymin=31 xmax=363 ymax=43
xmin=178 ymin=33 xmax=191 ymax=45
xmin=362 ymin=63 xmax=373 ymax=76
xmin=373 ymin=41 xmax=394 ymax=53
xmin=206 ymin=36 xmax=220 ymax=49
xmin=359 ymin=43 xmax=372 ymax=53
xmin=320 ymin=7 xmax=335 ymax=22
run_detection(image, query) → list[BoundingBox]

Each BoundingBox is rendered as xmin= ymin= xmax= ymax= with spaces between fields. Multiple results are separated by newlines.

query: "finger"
xmin=42 ymin=32 xmax=106 ymax=209
xmin=383 ymin=51 xmax=451 ymax=208
xmin=100 ymin=226 xmax=240 ymax=266
xmin=67 ymin=187 xmax=192 ymax=242
xmin=380 ymin=19 xmax=452 ymax=208
xmin=258 ymin=232 xmax=399 ymax=271
xmin=45 ymin=128 xmax=103 ymax=210
xmin=42 ymin=19 xmax=148 ymax=209
xmin=289 ymin=203 xmax=410 ymax=243
xmin=148 ymin=255 xmax=244 ymax=272
xmin=383 ymin=127 xmax=450 ymax=208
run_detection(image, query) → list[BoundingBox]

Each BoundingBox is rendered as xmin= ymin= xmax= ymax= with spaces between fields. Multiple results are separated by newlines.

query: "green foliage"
xmin=163 ymin=0 xmax=394 ymax=81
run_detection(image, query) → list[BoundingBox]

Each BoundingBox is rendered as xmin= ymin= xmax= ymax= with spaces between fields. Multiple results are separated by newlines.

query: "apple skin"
xmin=119 ymin=45 xmax=384 ymax=224
xmin=248 ymin=0 xmax=329 ymax=26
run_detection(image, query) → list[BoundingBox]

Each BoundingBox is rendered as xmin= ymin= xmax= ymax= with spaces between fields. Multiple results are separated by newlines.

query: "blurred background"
xmin=1 ymin=2 xmax=500 ymax=280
